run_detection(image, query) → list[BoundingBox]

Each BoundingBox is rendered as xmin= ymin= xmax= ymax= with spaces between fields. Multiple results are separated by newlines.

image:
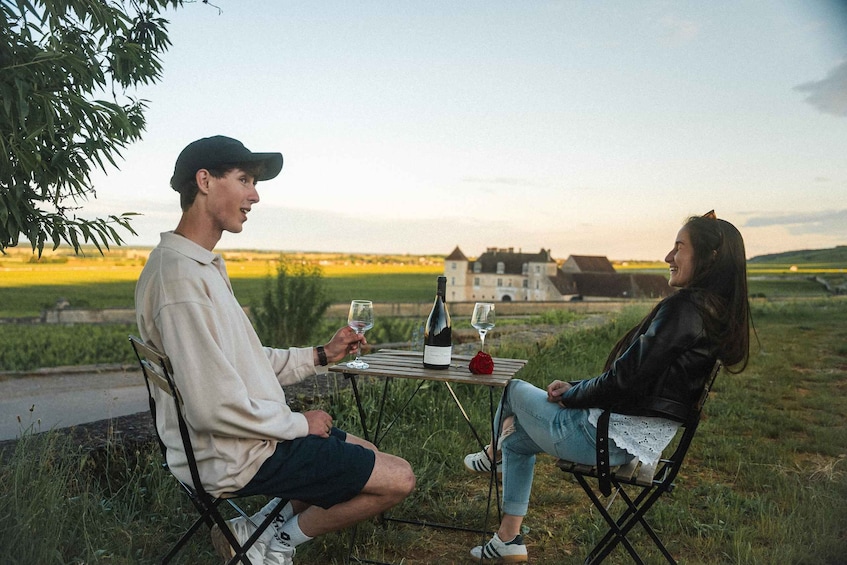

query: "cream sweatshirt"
xmin=135 ymin=232 xmax=324 ymax=497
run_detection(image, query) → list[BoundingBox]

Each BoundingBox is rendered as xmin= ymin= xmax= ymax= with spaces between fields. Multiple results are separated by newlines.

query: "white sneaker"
xmin=464 ymin=446 xmax=503 ymax=476
xmin=470 ymin=533 xmax=528 ymax=563
xmin=464 ymin=425 xmax=514 ymax=477
xmin=210 ymin=515 xmax=273 ymax=564
xmin=264 ymin=544 xmax=295 ymax=565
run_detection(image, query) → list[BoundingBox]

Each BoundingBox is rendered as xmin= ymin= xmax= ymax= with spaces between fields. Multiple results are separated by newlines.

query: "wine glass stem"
xmin=355 ymin=330 xmax=363 ymax=361
xmin=480 ymin=330 xmax=486 ymax=352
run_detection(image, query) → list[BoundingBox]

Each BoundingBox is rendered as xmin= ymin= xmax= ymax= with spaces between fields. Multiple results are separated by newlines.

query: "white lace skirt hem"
xmin=588 ymin=408 xmax=680 ymax=464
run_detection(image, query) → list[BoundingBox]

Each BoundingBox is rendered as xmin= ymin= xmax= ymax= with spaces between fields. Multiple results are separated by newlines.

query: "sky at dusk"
xmin=83 ymin=0 xmax=847 ymax=261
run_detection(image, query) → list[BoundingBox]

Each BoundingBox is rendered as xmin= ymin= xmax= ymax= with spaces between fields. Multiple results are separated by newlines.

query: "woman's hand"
xmin=546 ymin=380 xmax=572 ymax=407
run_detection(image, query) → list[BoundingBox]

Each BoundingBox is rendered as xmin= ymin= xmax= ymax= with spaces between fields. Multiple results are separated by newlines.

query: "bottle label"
xmin=423 ymin=345 xmax=452 ymax=367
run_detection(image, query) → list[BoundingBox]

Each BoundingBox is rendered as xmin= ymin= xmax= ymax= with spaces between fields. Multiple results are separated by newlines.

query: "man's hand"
xmin=304 ymin=410 xmax=333 ymax=438
xmin=322 ymin=325 xmax=367 ymax=364
xmin=546 ymin=380 xmax=572 ymax=407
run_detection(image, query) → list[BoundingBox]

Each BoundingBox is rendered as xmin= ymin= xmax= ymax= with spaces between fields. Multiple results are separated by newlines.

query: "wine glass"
xmin=347 ymin=300 xmax=374 ymax=369
xmin=471 ymin=302 xmax=495 ymax=352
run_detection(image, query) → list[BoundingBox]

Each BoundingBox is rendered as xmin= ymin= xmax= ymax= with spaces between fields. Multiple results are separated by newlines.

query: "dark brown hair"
xmin=606 ymin=213 xmax=751 ymax=373
xmin=177 ymin=162 xmax=267 ymax=211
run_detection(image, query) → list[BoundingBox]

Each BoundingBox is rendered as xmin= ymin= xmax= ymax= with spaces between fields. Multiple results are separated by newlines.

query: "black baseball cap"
xmin=170 ymin=135 xmax=284 ymax=192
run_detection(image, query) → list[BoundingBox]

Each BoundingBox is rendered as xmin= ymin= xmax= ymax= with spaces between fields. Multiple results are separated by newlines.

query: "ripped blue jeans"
xmin=497 ymin=379 xmax=632 ymax=516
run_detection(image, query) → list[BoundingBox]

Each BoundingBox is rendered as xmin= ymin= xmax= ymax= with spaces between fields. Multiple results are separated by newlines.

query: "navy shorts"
xmin=235 ymin=428 xmax=376 ymax=509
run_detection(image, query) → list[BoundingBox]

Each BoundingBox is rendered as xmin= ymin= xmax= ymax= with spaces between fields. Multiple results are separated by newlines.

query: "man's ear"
xmin=195 ymin=169 xmax=211 ymax=195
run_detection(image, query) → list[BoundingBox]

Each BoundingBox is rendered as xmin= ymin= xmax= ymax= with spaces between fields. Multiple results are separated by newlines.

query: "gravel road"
xmin=0 ymin=366 xmax=148 ymax=441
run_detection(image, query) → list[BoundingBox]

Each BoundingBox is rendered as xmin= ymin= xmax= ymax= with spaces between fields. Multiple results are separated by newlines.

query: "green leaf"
xmin=0 ymin=0 xmax=188 ymax=255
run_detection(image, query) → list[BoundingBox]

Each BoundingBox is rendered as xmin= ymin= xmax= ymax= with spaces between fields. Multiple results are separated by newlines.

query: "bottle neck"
xmin=436 ymin=280 xmax=446 ymax=300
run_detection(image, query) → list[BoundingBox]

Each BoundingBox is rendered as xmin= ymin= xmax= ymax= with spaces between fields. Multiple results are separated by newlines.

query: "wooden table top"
xmin=330 ymin=349 xmax=527 ymax=388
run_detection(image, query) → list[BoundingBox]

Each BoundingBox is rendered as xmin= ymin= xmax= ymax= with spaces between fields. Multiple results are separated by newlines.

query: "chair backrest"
xmin=694 ymin=359 xmax=722 ymax=416
xmin=129 ymin=335 xmax=206 ymax=496
xmin=650 ymin=359 xmax=722 ymax=485
xmin=130 ymin=335 xmax=180 ymax=402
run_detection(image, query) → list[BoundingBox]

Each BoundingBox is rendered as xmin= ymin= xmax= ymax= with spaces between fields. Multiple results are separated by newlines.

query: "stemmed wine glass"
xmin=346 ymin=300 xmax=374 ymax=369
xmin=471 ymin=302 xmax=495 ymax=352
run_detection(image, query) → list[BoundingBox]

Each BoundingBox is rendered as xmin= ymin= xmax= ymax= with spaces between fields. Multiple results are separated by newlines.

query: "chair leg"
xmin=215 ymin=497 xmax=288 ymax=565
xmin=163 ymin=497 xmax=227 ymax=564
xmin=162 ymin=514 xmax=208 ymax=564
xmin=589 ymin=485 xmax=651 ymax=564
xmin=576 ymin=474 xmax=678 ymax=565
xmin=612 ymin=487 xmax=677 ymax=564
xmin=575 ymin=475 xmax=646 ymax=565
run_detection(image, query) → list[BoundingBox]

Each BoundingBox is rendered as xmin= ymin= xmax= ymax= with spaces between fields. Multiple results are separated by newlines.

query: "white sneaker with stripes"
xmin=470 ymin=532 xmax=528 ymax=563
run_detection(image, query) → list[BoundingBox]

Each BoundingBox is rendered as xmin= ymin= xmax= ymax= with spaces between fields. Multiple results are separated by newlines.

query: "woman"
xmin=464 ymin=211 xmax=751 ymax=563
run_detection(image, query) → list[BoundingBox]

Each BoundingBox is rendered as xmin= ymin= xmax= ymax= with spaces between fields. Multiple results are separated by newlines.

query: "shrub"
xmin=251 ymin=260 xmax=332 ymax=348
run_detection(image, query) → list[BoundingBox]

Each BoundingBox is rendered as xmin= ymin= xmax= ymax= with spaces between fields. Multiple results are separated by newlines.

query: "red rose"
xmin=469 ymin=351 xmax=494 ymax=375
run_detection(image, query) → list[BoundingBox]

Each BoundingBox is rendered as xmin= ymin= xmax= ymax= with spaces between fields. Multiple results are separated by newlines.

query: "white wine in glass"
xmin=471 ymin=302 xmax=495 ymax=352
xmin=347 ymin=300 xmax=374 ymax=369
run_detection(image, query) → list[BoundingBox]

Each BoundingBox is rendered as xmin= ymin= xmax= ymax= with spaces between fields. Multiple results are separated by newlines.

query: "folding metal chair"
xmin=129 ymin=335 xmax=288 ymax=565
xmin=556 ymin=360 xmax=722 ymax=565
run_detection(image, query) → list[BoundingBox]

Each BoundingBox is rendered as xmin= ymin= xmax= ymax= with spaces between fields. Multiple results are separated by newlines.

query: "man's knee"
xmin=372 ymin=453 xmax=415 ymax=498
xmin=395 ymin=457 xmax=415 ymax=496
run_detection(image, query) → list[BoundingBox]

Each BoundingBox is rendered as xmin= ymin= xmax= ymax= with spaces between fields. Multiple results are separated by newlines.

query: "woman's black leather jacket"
xmin=560 ymin=289 xmax=719 ymax=422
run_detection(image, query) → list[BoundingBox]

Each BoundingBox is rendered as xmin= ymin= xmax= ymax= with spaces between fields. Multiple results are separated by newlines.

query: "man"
xmin=135 ymin=135 xmax=415 ymax=564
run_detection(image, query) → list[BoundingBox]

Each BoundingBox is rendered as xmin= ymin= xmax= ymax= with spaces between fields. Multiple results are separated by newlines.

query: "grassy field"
xmin=0 ymin=247 xmax=444 ymax=318
xmin=1 ymin=298 xmax=845 ymax=564
xmin=1 ymin=245 xmax=843 ymax=372
xmin=1 ymin=246 xmax=844 ymax=318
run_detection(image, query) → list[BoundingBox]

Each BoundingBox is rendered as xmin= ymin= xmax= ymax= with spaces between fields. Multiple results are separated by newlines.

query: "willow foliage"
xmin=0 ymin=0 xmax=184 ymax=256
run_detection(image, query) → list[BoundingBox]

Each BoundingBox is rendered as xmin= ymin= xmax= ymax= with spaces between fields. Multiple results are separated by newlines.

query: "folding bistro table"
xmin=330 ymin=349 xmax=527 ymax=564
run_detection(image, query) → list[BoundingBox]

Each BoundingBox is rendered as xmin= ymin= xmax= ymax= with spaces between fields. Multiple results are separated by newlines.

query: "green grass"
xmin=0 ymin=323 xmax=139 ymax=371
xmin=2 ymin=298 xmax=845 ymax=563
xmin=2 ymin=245 xmax=843 ymax=317
xmin=0 ymin=274 xmax=441 ymax=319
xmin=0 ymin=317 xmax=429 ymax=372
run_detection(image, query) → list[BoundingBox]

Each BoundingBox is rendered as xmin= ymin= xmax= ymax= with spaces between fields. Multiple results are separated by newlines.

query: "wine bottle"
xmin=423 ymin=276 xmax=452 ymax=369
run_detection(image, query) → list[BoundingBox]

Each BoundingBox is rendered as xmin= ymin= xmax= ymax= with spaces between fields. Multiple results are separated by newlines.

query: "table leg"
xmin=343 ymin=373 xmax=506 ymax=564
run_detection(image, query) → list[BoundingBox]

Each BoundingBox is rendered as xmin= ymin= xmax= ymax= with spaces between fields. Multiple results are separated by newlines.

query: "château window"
xmin=474 ymin=262 xmax=482 ymax=273
xmin=496 ymin=262 xmax=505 ymax=274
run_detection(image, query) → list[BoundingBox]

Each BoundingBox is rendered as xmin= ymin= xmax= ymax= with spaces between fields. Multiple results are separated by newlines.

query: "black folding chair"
xmin=130 ymin=335 xmax=287 ymax=565
xmin=557 ymin=361 xmax=722 ymax=565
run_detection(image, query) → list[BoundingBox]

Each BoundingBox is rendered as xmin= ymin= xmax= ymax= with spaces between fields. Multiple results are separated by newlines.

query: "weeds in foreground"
xmin=1 ymin=298 xmax=845 ymax=564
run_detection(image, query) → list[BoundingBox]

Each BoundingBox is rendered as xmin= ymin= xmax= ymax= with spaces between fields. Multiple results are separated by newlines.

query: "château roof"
xmin=472 ymin=247 xmax=554 ymax=275
xmin=565 ymin=255 xmax=616 ymax=273
xmin=445 ymin=246 xmax=468 ymax=261
xmin=549 ymin=272 xmax=672 ymax=299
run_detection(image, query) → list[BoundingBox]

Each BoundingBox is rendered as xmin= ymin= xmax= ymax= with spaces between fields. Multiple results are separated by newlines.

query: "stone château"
xmin=443 ymin=246 xmax=672 ymax=302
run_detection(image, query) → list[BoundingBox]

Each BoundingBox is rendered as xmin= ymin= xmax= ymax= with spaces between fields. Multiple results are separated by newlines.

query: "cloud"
xmin=794 ymin=60 xmax=847 ymax=117
xmin=744 ymin=209 xmax=847 ymax=236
